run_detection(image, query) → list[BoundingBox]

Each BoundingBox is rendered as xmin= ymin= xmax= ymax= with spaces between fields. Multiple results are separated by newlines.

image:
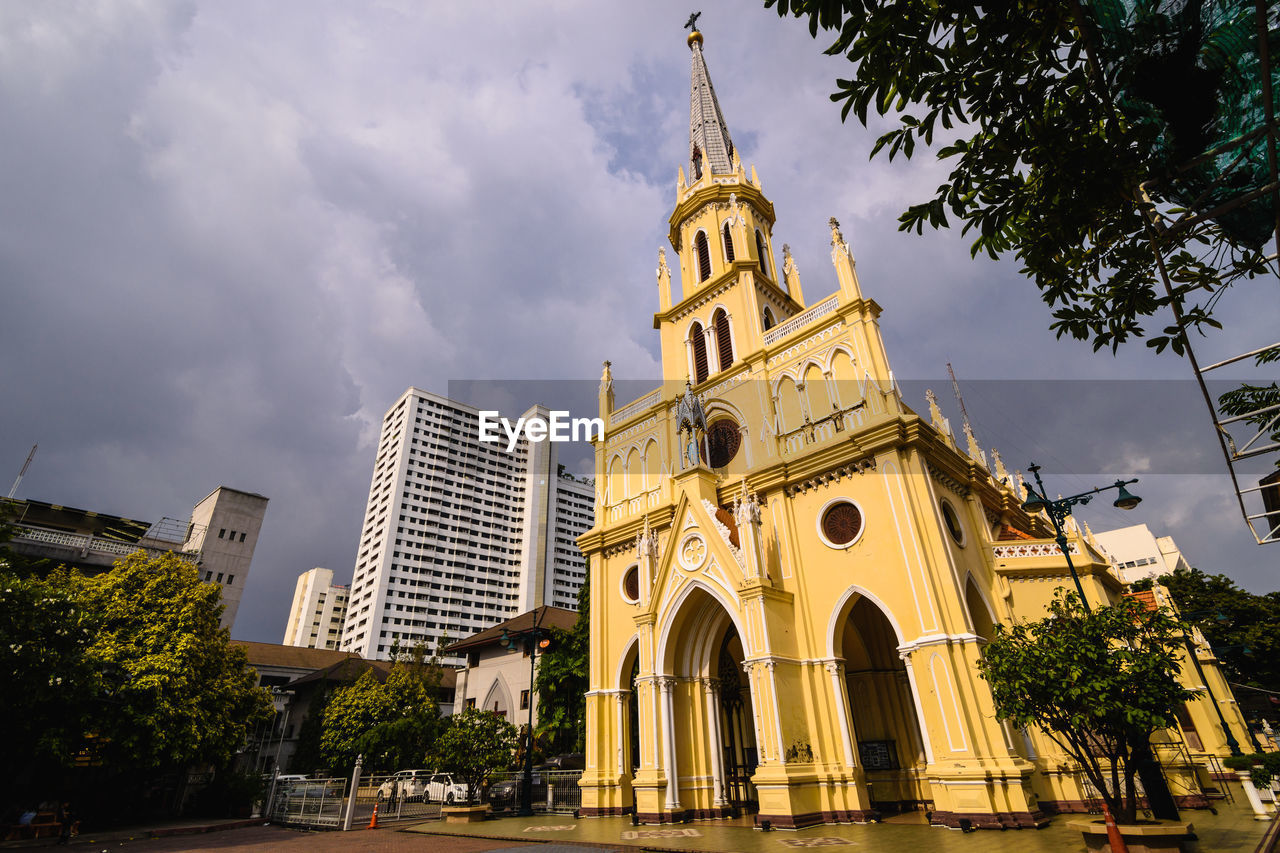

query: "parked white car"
xmin=377 ymin=770 xmax=467 ymax=803
xmin=423 ymin=773 xmax=468 ymax=804
xmin=378 ymin=769 xmax=429 ymax=801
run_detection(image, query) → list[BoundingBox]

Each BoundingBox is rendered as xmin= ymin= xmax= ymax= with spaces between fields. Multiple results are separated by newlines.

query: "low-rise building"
xmin=1094 ymin=523 xmax=1193 ymax=584
xmin=445 ymin=605 xmax=576 ymax=726
xmin=2 ymin=485 xmax=268 ymax=630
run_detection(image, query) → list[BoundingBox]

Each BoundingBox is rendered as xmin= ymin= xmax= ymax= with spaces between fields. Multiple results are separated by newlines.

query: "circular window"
xmin=818 ymin=499 xmax=864 ymax=548
xmin=621 ymin=565 xmax=640 ymax=603
xmin=941 ymin=500 xmax=965 ymax=546
xmin=707 ymin=419 xmax=742 ymax=468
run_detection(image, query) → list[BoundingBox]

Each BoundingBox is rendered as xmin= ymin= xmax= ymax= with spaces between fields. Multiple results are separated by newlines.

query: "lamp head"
xmin=1021 ymin=485 xmax=1047 ymax=514
xmin=500 ymin=629 xmax=512 ymax=650
xmin=1112 ymin=482 xmax=1142 ymax=511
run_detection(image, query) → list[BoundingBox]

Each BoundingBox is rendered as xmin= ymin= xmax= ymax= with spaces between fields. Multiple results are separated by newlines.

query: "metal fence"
xmin=268 ymin=778 xmax=348 ymax=828
xmin=349 ymin=774 xmax=443 ymax=824
xmin=486 ymin=770 xmax=583 ymax=814
xmin=266 ymin=770 xmax=582 ymax=828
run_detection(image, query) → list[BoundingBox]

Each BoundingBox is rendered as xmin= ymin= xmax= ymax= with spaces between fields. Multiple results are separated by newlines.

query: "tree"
xmin=80 ymin=552 xmax=273 ymax=771
xmin=534 ymin=579 xmax=589 ymax=756
xmin=318 ymin=644 xmax=445 ymax=773
xmin=0 ymin=567 xmax=100 ymax=798
xmin=429 ymin=708 xmax=518 ymax=806
xmin=978 ymin=591 xmax=1191 ymax=824
xmin=321 ymin=670 xmax=393 ymax=771
xmin=765 ymin=1 xmax=1273 ymax=363
xmin=1133 ymin=567 xmax=1280 ymax=695
xmin=0 ymin=552 xmax=272 ymax=806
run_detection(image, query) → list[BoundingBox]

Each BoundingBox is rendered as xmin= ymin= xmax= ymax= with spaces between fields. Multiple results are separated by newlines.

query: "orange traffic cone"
xmin=1100 ymin=802 xmax=1128 ymax=853
xmin=367 ymin=802 xmax=379 ymax=830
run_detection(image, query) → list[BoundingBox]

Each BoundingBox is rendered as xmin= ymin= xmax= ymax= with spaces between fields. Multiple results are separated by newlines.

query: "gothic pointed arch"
xmin=722 ymin=222 xmax=735 ymax=263
xmin=755 ymin=230 xmax=769 ymax=278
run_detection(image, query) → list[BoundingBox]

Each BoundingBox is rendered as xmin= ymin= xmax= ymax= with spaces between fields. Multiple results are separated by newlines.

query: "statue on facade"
xmin=676 ymin=379 xmax=708 ymax=469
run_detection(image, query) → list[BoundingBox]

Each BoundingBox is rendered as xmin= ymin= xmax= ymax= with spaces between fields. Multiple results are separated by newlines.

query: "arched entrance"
xmin=839 ymin=596 xmax=931 ymax=814
xmin=715 ymin=628 xmax=758 ymax=813
xmin=653 ymin=585 xmax=759 ymax=820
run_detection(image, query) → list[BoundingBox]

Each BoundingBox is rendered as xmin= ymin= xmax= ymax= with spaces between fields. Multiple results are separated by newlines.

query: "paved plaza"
xmin=410 ymin=803 xmax=1272 ymax=853
xmin=4 ymin=792 xmax=1273 ymax=852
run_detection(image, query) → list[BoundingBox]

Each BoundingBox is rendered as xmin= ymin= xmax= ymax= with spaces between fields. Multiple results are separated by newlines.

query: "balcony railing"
xmin=763 ymin=295 xmax=839 ymax=346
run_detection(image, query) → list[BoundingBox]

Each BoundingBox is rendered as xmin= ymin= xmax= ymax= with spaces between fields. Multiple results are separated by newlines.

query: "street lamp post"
xmin=500 ymin=610 xmax=552 ymax=818
xmin=1020 ymin=462 xmax=1143 ymax=613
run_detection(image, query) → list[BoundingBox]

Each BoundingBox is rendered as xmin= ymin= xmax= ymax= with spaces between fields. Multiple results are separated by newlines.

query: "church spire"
xmin=686 ymin=23 xmax=734 ymax=181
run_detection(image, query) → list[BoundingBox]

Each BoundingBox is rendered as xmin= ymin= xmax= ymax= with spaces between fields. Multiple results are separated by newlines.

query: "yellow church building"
xmin=576 ymin=26 xmax=1251 ymax=831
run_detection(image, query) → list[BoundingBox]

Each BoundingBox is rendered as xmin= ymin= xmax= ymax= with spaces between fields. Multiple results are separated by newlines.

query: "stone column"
xmin=703 ymin=678 xmax=728 ymax=807
xmin=660 ymin=677 xmax=680 ymax=810
xmin=825 ymin=660 xmax=856 ymax=768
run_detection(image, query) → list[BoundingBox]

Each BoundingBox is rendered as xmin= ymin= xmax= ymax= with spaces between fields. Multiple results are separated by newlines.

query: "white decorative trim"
xmin=612 ymin=393 xmax=661 ymax=428
xmin=763 ymin=294 xmax=839 ymax=347
xmin=620 ymin=562 xmax=640 ymax=605
xmin=992 ymin=541 xmax=1080 ymax=559
xmin=701 ymin=499 xmax=745 ymax=569
xmin=815 ymin=497 xmax=867 ymax=550
xmin=897 ymin=633 xmax=982 ymax=655
xmin=939 ymin=497 xmax=967 ymax=547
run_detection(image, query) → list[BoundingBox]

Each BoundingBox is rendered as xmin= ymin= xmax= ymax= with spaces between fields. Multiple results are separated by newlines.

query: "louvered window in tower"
xmin=691 ymin=322 xmax=709 ymax=384
xmin=723 ymin=223 xmax=735 ymax=263
xmin=713 ymin=309 xmax=733 ymax=371
xmin=695 ymin=231 xmax=711 ymax=282
xmin=755 ymin=231 xmax=769 ymax=278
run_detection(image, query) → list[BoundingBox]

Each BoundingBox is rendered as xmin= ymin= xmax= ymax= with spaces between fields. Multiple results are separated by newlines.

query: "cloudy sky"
xmin=2 ymin=1 xmax=1275 ymax=643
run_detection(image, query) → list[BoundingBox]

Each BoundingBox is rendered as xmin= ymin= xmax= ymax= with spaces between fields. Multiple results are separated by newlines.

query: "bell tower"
xmin=655 ymin=25 xmax=805 ymax=385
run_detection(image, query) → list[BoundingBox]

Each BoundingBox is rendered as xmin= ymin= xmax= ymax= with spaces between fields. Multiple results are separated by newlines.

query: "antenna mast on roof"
xmin=946 ymin=364 xmax=972 ymax=436
xmin=7 ymin=444 xmax=36 ymax=499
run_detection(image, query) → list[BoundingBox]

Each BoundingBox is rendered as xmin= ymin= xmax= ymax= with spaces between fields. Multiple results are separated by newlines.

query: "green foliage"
xmin=321 ymin=670 xmax=393 ymax=771
xmin=0 ymin=552 xmax=272 ymax=803
xmin=765 ymin=1 xmax=1271 ymax=357
xmin=318 ymin=644 xmax=445 ymax=774
xmin=83 ymin=552 xmax=273 ymax=770
xmin=978 ymin=591 xmax=1192 ymax=823
xmin=429 ymin=707 xmax=518 ymax=805
xmin=0 ymin=567 xmax=101 ymax=780
xmin=534 ymin=580 xmax=589 ymax=756
xmin=1222 ymin=752 xmax=1280 ymax=788
xmin=1134 ymin=566 xmax=1280 ymax=695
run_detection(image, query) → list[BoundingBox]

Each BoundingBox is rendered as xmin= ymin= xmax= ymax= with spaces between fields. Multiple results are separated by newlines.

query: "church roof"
xmin=442 ymin=605 xmax=578 ymax=654
xmin=688 ymin=30 xmax=735 ymax=177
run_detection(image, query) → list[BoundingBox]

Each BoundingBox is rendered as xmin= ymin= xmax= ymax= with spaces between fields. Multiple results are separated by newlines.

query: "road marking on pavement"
xmin=778 ymin=838 xmax=856 ymax=847
xmin=621 ymin=828 xmax=703 ymax=839
xmin=523 ymin=825 xmax=576 ymax=832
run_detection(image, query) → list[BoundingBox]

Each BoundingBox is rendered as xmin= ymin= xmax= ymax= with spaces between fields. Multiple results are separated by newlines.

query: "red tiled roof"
xmin=997 ymin=525 xmax=1037 ymax=541
xmin=1124 ymin=589 xmax=1158 ymax=612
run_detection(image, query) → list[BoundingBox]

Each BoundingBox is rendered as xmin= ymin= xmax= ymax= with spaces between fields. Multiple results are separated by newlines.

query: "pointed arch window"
xmin=690 ymin=322 xmax=709 ymax=384
xmin=695 ymin=231 xmax=711 ymax=282
xmin=762 ymin=306 xmax=776 ymax=331
xmin=713 ymin=308 xmax=733 ymax=371
xmin=755 ymin=231 xmax=770 ymax=278
xmin=722 ymin=223 xmax=735 ymax=263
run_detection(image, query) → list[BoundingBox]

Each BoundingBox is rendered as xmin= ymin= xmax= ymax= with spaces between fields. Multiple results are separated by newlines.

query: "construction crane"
xmin=7 ymin=444 xmax=36 ymax=499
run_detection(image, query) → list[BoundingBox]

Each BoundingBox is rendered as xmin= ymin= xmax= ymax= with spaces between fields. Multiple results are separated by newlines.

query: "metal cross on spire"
xmin=684 ymin=11 xmax=701 ymax=31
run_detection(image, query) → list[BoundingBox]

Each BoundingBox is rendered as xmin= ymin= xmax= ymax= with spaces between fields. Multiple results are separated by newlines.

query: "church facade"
xmin=576 ymin=27 xmax=1250 ymax=830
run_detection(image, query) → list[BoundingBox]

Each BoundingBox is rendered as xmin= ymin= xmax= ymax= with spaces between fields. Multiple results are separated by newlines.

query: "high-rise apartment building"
xmin=283 ymin=567 xmax=350 ymax=650
xmin=339 ymin=388 xmax=593 ymax=662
